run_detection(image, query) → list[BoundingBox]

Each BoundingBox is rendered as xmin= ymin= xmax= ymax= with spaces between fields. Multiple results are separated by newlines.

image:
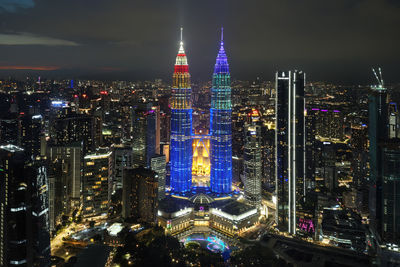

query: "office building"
xmin=243 ymin=123 xmax=262 ymax=207
xmin=381 ymin=140 xmax=400 ymax=244
xmin=151 ymin=154 xmax=166 ymax=200
xmin=109 ymin=144 xmax=133 ymax=197
xmin=0 ymin=117 xmax=19 ymax=146
xmin=368 ymin=77 xmax=388 ymax=237
xmin=275 ymin=70 xmax=306 ymax=234
xmin=20 ymin=114 xmax=44 ymax=158
xmin=131 ymin=102 xmax=157 ymax=168
xmin=0 ymin=145 xmax=50 ymax=267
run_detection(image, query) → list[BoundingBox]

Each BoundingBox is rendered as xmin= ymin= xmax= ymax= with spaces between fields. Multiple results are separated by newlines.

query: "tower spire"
xmin=178 ymin=27 xmax=185 ymax=54
xmin=221 ymin=27 xmax=224 ymax=42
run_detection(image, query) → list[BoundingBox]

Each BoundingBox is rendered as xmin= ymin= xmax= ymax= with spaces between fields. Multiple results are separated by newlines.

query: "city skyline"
xmin=1 ymin=2 xmax=400 ymax=266
xmin=0 ymin=0 xmax=400 ymax=83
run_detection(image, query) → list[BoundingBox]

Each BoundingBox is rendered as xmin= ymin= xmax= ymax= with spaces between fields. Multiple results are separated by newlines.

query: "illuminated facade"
xmin=170 ymin=28 xmax=232 ymax=195
xmin=170 ymin=28 xmax=193 ymax=193
xmin=210 ymin=28 xmax=232 ymax=193
xmin=161 ymin=29 xmax=259 ymax=241
xmin=192 ymin=131 xmax=211 ymax=179
xmin=158 ymin=196 xmax=259 ymax=238
xmin=82 ymin=149 xmax=111 ymax=217
xmin=244 ymin=124 xmax=262 ymax=207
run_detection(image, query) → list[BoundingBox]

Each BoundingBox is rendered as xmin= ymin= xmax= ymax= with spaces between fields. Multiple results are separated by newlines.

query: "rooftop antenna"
xmin=221 ymin=27 xmax=224 ymax=42
xmin=180 ymin=27 xmax=183 ymax=43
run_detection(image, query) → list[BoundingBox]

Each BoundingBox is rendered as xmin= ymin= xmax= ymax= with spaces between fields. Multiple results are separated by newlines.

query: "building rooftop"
xmin=158 ymin=196 xmax=191 ymax=214
xmin=216 ymin=199 xmax=255 ymax=216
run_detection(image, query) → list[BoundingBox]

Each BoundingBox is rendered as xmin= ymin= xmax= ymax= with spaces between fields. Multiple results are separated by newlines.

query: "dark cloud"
xmin=0 ymin=0 xmax=34 ymax=12
xmin=0 ymin=32 xmax=79 ymax=46
xmin=0 ymin=0 xmax=399 ymax=83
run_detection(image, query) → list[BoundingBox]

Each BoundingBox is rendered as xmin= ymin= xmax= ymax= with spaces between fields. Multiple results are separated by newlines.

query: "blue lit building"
xmin=170 ymin=28 xmax=193 ymax=192
xmin=160 ymin=29 xmax=260 ymax=242
xmin=210 ymin=28 xmax=232 ymax=194
xmin=169 ymin=28 xmax=233 ymax=195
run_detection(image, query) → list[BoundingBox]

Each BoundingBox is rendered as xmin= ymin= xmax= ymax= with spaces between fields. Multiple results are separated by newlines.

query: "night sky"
xmin=0 ymin=0 xmax=399 ymax=84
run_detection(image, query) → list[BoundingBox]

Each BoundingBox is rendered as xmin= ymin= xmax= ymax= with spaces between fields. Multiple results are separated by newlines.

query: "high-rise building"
xmin=275 ymin=70 xmax=306 ymax=234
xmin=350 ymin=125 xmax=369 ymax=188
xmin=31 ymin=157 xmax=51 ymax=267
xmin=109 ymin=144 xmax=133 ymax=197
xmin=151 ymin=154 xmax=166 ymax=200
xmin=0 ymin=145 xmax=50 ymax=267
xmin=388 ymin=103 xmax=400 ymax=139
xmin=210 ymin=29 xmax=232 ymax=193
xmin=20 ymin=114 xmax=44 ymax=158
xmin=381 ymin=141 xmax=400 ymax=244
xmin=47 ymin=144 xmax=82 ymax=230
xmin=82 ymin=149 xmax=111 ymax=218
xmin=0 ymin=116 xmax=19 ymax=145
xmin=52 ymin=114 xmax=101 ymax=156
xmin=122 ymin=167 xmax=158 ymax=223
xmin=159 ymin=95 xmax=171 ymax=144
xmin=131 ymin=102 xmax=157 ymax=168
xmin=0 ymin=113 xmax=45 ymax=159
xmin=170 ymin=28 xmax=193 ymax=193
xmin=307 ymin=107 xmax=345 ymax=141
xmin=243 ymin=123 xmax=262 ymax=207
xmin=368 ymin=81 xmax=388 ymax=236
xmin=305 ymin=108 xmax=316 ymax=192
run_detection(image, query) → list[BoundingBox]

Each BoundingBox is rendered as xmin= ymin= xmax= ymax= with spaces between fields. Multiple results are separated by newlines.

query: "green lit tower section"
xmin=210 ymin=28 xmax=232 ymax=193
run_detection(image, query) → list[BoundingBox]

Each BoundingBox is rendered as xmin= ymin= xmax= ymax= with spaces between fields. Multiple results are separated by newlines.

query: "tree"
xmin=230 ymin=245 xmax=290 ymax=267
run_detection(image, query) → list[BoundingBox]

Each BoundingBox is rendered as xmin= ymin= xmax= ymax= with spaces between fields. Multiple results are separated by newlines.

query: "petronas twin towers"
xmin=170 ymin=28 xmax=232 ymax=194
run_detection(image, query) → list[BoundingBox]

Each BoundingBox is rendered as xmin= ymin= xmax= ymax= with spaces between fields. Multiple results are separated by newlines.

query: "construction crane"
xmin=371 ymin=67 xmax=386 ymax=90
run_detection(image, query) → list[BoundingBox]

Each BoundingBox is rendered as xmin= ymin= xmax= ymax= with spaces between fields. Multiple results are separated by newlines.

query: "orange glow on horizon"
xmin=0 ymin=65 xmax=60 ymax=71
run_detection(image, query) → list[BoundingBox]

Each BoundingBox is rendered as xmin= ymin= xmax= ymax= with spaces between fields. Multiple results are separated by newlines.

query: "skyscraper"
xmin=275 ymin=70 xmax=306 ymax=234
xmin=20 ymin=114 xmax=44 ymax=158
xmin=381 ymin=141 xmax=400 ymax=244
xmin=244 ymin=123 xmax=262 ymax=207
xmin=170 ymin=28 xmax=193 ymax=193
xmin=52 ymin=114 xmax=100 ymax=156
xmin=0 ymin=145 xmax=50 ymax=267
xmin=122 ymin=167 xmax=158 ymax=223
xmin=368 ymin=74 xmax=388 ymax=236
xmin=131 ymin=102 xmax=157 ymax=168
xmin=210 ymin=28 xmax=232 ymax=194
xmin=82 ymin=149 xmax=111 ymax=218
xmin=151 ymin=154 xmax=166 ymax=200
xmin=109 ymin=144 xmax=133 ymax=197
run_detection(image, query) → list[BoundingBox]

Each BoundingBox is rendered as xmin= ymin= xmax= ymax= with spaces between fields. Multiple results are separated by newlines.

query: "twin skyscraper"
xmin=170 ymin=28 xmax=232 ymax=194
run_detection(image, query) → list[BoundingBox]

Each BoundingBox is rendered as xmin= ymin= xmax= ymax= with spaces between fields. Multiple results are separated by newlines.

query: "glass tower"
xmin=210 ymin=28 xmax=232 ymax=193
xmin=368 ymin=85 xmax=388 ymax=232
xmin=381 ymin=142 xmax=400 ymax=244
xmin=275 ymin=71 xmax=306 ymax=234
xmin=244 ymin=124 xmax=262 ymax=206
xmin=170 ymin=28 xmax=193 ymax=193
